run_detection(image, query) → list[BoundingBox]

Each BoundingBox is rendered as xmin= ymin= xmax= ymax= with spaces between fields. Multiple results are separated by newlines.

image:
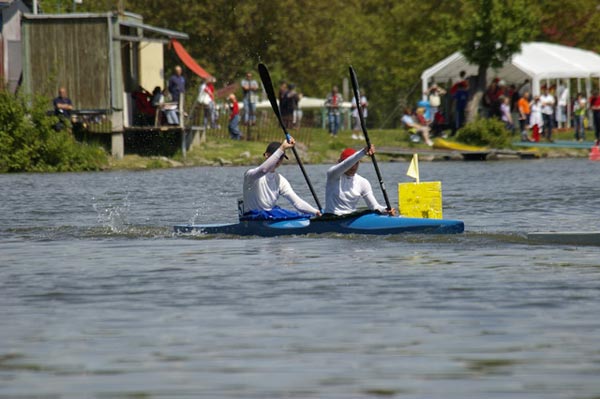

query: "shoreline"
xmin=107 ymin=144 xmax=592 ymax=171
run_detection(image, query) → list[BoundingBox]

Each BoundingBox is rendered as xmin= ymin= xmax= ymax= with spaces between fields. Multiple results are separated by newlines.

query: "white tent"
xmin=421 ymin=42 xmax=600 ymax=97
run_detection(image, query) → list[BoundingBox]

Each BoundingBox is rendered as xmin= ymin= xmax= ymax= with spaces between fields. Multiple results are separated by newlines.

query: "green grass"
xmin=111 ymin=126 xmax=591 ymax=170
xmin=181 ymin=128 xmax=417 ymax=167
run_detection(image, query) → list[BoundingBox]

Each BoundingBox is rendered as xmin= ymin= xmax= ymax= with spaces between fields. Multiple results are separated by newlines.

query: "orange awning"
xmin=170 ymin=39 xmax=213 ymax=80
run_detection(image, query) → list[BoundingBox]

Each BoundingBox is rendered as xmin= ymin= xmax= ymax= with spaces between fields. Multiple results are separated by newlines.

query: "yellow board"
xmin=398 ymin=181 xmax=443 ymax=219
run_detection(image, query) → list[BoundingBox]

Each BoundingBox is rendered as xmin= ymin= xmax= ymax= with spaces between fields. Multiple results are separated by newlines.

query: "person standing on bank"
xmin=589 ymin=90 xmax=600 ymax=145
xmin=241 ymin=71 xmax=259 ymax=126
xmin=168 ymin=66 xmax=185 ymax=105
xmin=540 ymin=87 xmax=555 ymax=142
xmin=351 ymin=90 xmax=367 ymax=140
xmin=324 ymin=146 xmax=396 ymax=216
xmin=573 ymin=93 xmax=586 ymax=142
xmin=325 ymin=86 xmax=344 ymax=136
xmin=227 ymin=94 xmax=242 ymax=140
xmin=242 ymin=139 xmax=321 ymax=219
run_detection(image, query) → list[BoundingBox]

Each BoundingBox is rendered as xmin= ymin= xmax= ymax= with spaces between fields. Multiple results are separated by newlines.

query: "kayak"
xmin=174 ymin=211 xmax=465 ymax=237
xmin=433 ymin=138 xmax=488 ymax=152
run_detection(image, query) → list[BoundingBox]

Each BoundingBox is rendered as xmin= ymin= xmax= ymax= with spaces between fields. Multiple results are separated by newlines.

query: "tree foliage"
xmin=0 ymin=91 xmax=107 ymax=172
xmin=36 ymin=0 xmax=600 ymax=127
xmin=455 ymin=0 xmax=538 ymax=90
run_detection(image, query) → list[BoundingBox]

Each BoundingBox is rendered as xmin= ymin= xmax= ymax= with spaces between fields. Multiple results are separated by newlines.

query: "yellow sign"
xmin=398 ymin=181 xmax=443 ymax=219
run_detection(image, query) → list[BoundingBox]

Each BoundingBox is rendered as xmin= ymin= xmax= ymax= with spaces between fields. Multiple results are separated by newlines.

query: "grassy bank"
xmin=108 ymin=127 xmax=593 ymax=170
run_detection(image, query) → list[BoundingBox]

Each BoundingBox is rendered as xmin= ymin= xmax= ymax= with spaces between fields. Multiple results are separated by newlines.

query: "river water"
xmin=1 ymin=158 xmax=600 ymax=399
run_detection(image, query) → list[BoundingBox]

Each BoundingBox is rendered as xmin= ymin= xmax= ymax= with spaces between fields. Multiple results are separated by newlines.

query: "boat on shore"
xmin=174 ymin=211 xmax=464 ymax=237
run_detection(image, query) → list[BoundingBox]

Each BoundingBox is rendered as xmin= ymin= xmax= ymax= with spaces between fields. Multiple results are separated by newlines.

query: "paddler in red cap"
xmin=324 ymin=145 xmax=396 ymax=216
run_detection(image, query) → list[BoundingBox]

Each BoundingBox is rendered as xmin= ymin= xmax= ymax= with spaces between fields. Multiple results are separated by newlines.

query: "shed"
xmin=0 ymin=0 xmax=29 ymax=92
xmin=21 ymin=11 xmax=190 ymax=158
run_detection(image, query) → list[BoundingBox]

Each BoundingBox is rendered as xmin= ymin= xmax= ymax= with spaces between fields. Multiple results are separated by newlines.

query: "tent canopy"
xmin=255 ymin=96 xmax=352 ymax=110
xmin=421 ymin=42 xmax=600 ymax=96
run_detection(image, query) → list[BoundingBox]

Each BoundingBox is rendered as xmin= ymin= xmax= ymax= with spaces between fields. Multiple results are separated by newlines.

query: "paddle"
xmin=349 ymin=66 xmax=392 ymax=212
xmin=257 ymin=63 xmax=322 ymax=211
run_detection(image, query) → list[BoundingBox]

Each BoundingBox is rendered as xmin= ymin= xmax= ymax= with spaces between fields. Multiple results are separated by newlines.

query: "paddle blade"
xmin=257 ymin=63 xmax=288 ymax=138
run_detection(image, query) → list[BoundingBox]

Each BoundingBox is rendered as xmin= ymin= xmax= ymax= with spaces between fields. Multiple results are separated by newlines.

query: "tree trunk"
xmin=466 ymin=64 xmax=489 ymax=123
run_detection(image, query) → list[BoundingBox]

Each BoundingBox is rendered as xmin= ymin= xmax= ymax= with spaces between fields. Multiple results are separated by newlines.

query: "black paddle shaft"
xmin=349 ymin=66 xmax=392 ymax=211
xmin=257 ymin=63 xmax=322 ymax=211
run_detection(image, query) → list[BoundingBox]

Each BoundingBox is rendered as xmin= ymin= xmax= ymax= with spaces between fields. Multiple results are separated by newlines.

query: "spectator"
xmin=168 ymin=65 xmax=185 ymax=104
xmin=529 ymin=95 xmax=543 ymax=142
xmin=351 ymin=90 xmax=367 ymax=140
xmin=293 ymin=90 xmax=303 ymax=128
xmin=556 ymin=81 xmax=569 ymax=129
xmin=152 ymin=86 xmax=179 ymax=126
xmin=425 ymin=83 xmax=446 ymax=122
xmin=278 ymin=81 xmax=294 ymax=129
xmin=589 ymin=89 xmax=600 ymax=145
xmin=53 ymin=87 xmax=75 ymax=131
xmin=286 ymin=83 xmax=300 ymax=128
xmin=573 ymin=93 xmax=586 ymax=142
xmin=449 ymin=70 xmax=469 ymax=96
xmin=401 ymin=107 xmax=433 ymax=146
xmin=228 ymin=94 xmax=241 ymax=140
xmin=500 ymin=96 xmax=513 ymax=133
xmin=540 ymin=87 xmax=555 ymax=142
xmin=206 ymin=77 xmax=217 ymax=128
xmin=453 ymin=81 xmax=469 ymax=132
xmin=431 ymin=109 xmax=450 ymax=138
xmin=196 ymin=79 xmax=213 ymax=129
xmin=508 ymin=84 xmax=519 ymax=110
xmin=325 ymin=85 xmax=344 ymax=136
xmin=517 ymin=91 xmax=532 ymax=142
xmin=241 ymin=71 xmax=259 ymax=126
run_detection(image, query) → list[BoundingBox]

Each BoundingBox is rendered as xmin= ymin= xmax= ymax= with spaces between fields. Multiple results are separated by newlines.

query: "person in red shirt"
xmin=228 ymin=94 xmax=241 ymax=140
xmin=589 ymin=90 xmax=600 ymax=145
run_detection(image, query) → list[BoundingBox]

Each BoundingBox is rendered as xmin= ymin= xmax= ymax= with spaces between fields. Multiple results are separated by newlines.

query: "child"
xmin=228 ymin=94 xmax=241 ymax=140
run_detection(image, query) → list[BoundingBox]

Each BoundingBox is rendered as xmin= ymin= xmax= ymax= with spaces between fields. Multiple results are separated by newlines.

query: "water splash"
xmin=92 ymin=194 xmax=131 ymax=234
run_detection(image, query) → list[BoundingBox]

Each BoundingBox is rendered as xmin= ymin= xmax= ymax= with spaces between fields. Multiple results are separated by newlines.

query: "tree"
xmin=455 ymin=0 xmax=538 ymax=92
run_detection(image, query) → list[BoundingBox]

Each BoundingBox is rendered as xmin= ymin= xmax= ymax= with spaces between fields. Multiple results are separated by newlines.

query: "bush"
xmin=455 ymin=117 xmax=512 ymax=148
xmin=0 ymin=91 xmax=107 ymax=172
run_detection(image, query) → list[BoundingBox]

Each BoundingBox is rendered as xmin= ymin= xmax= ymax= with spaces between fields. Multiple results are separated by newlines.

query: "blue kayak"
xmin=173 ymin=212 xmax=464 ymax=237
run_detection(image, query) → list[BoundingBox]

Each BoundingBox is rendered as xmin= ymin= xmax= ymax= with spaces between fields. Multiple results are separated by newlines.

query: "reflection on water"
xmin=1 ymin=159 xmax=600 ymax=398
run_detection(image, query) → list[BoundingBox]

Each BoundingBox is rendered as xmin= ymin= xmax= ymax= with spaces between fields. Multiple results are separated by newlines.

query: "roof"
xmin=421 ymin=42 xmax=600 ymax=86
xmin=22 ymin=11 xmax=188 ymax=41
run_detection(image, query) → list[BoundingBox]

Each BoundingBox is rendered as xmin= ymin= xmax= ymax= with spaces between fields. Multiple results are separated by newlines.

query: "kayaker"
xmin=324 ymin=146 xmax=396 ymax=216
xmin=242 ymin=138 xmax=322 ymax=219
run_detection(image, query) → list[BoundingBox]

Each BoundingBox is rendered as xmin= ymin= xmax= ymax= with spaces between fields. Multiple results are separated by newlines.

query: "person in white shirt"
xmin=540 ymin=88 xmax=555 ymax=142
xmin=324 ymin=146 xmax=396 ymax=216
xmin=351 ymin=91 xmax=367 ymax=140
xmin=556 ymin=83 xmax=569 ymax=129
xmin=242 ymin=139 xmax=321 ymax=219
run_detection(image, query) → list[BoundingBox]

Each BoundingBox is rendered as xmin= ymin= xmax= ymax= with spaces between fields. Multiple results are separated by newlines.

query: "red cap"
xmin=339 ymin=148 xmax=357 ymax=161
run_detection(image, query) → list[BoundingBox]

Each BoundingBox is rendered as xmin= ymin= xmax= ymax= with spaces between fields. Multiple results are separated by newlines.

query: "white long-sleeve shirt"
xmin=324 ymin=149 xmax=386 ymax=215
xmin=243 ymin=148 xmax=319 ymax=215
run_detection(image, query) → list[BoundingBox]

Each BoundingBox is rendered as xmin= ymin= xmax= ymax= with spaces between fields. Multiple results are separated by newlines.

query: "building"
xmin=0 ymin=0 xmax=29 ymax=92
xmin=20 ymin=10 xmax=195 ymax=158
